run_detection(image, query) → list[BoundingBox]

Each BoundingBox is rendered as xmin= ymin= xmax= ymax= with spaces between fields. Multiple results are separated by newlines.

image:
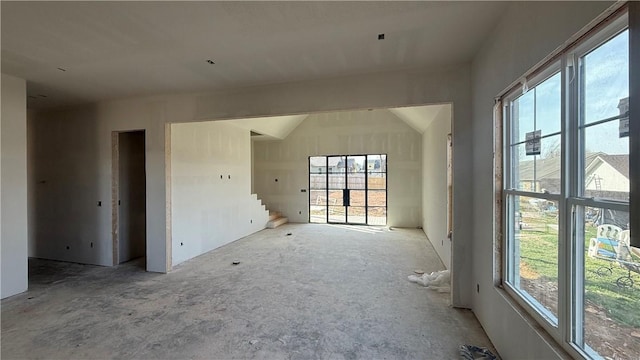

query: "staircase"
xmin=266 ymin=210 xmax=288 ymax=228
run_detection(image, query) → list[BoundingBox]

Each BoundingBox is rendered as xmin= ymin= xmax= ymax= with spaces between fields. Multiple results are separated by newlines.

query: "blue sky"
xmin=513 ymin=29 xmax=629 ymax=157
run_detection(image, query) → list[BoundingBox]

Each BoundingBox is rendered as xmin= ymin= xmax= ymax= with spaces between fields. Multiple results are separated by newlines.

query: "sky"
xmin=512 ymin=29 xmax=629 ymax=157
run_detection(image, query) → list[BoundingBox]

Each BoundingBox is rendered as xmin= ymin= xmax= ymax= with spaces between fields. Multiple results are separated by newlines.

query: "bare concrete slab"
xmin=1 ymin=224 xmax=497 ymax=359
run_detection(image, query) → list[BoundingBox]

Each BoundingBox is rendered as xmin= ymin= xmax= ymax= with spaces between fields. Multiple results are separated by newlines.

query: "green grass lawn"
xmin=517 ymin=207 xmax=640 ymax=329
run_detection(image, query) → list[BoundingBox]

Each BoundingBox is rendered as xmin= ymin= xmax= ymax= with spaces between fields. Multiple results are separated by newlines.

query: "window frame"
xmin=499 ymin=8 xmax=631 ymax=360
xmin=502 ymin=64 xmax=564 ymax=336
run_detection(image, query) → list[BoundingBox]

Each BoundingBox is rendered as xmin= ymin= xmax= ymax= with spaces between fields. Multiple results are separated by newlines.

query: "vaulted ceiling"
xmin=1 ymin=1 xmax=506 ymax=110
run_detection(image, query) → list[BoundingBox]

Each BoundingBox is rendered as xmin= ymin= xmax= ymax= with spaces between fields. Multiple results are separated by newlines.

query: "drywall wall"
xmin=253 ymin=109 xmax=422 ymax=226
xmin=29 ymin=98 xmax=183 ymax=272
xmin=28 ymin=62 xmax=473 ymax=305
xmin=470 ymin=1 xmax=614 ymax=359
xmin=422 ymin=106 xmax=452 ymax=269
xmin=1 ymin=74 xmax=28 ymax=299
xmin=171 ymin=121 xmax=268 ymax=266
xmin=194 ymin=64 xmax=475 ymax=307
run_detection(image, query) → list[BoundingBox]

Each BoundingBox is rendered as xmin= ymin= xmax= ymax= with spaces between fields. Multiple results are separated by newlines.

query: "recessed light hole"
xmin=378 ymin=33 xmax=385 ymax=40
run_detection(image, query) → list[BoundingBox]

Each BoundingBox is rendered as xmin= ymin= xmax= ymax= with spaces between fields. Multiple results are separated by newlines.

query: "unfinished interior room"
xmin=1 ymin=2 xmax=638 ymax=359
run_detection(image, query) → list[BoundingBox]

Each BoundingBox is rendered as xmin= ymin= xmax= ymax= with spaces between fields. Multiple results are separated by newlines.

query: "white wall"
xmin=29 ymin=62 xmax=474 ymax=305
xmin=470 ymin=2 xmax=614 ymax=358
xmin=586 ymin=162 xmax=629 ymax=192
xmin=422 ymin=106 xmax=451 ymax=269
xmin=253 ymin=109 xmax=422 ymax=226
xmin=29 ymin=99 xmax=183 ymax=272
xmin=170 ymin=121 xmax=268 ymax=266
xmin=1 ymin=74 xmax=28 ymax=298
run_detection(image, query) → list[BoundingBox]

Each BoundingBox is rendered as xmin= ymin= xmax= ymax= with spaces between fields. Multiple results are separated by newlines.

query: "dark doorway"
xmin=113 ymin=131 xmax=146 ymax=266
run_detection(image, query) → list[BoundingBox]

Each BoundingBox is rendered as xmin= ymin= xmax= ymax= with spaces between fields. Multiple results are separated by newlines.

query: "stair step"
xmin=269 ymin=211 xmax=281 ymax=221
xmin=267 ymin=217 xmax=288 ymax=229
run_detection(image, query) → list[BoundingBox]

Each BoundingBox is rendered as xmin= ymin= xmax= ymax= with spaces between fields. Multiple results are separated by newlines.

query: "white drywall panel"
xmin=1 ymin=74 xmax=28 ymax=299
xmin=422 ymin=106 xmax=451 ymax=269
xmin=253 ymin=109 xmax=422 ymax=226
xmin=470 ymin=2 xmax=614 ymax=358
xmin=28 ymin=98 xmax=193 ymax=272
xmin=171 ymin=121 xmax=268 ymax=266
xmin=30 ymin=63 xmax=474 ymax=306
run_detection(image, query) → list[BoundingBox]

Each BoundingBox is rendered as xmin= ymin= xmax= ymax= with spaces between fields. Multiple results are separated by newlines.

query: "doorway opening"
xmin=309 ymin=154 xmax=387 ymax=225
xmin=112 ymin=130 xmax=147 ymax=268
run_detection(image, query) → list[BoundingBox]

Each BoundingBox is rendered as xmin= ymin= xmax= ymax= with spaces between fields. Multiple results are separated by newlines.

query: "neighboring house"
xmin=518 ymin=152 xmax=628 ymax=200
xmin=585 ymin=154 xmax=629 ymax=196
xmin=309 ymin=157 xmax=341 ymax=174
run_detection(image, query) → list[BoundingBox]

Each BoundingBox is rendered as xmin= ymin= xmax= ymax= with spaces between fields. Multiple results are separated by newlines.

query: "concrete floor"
xmin=1 ymin=224 xmax=496 ymax=359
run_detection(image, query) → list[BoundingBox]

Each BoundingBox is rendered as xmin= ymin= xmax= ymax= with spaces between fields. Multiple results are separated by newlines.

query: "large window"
xmin=502 ymin=11 xmax=638 ymax=360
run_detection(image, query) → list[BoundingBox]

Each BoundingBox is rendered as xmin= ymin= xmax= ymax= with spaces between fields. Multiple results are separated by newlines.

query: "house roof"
xmin=597 ymin=154 xmax=629 ymax=179
xmin=519 ymin=152 xmax=628 ymax=181
xmin=309 ymin=157 xmax=341 ymax=167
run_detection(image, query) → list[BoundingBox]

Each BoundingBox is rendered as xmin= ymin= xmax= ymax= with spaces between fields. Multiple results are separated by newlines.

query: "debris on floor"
xmin=459 ymin=344 xmax=497 ymax=360
xmin=413 ymin=269 xmax=425 ymax=275
xmin=408 ymin=269 xmax=450 ymax=292
xmin=286 ymin=233 xmax=292 ymax=236
xmin=232 ymin=261 xmax=240 ymax=265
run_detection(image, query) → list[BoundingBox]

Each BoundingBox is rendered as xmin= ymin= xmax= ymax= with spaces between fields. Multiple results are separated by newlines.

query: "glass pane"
xmin=367 ymin=173 xmax=386 ymax=189
xmin=535 ymin=72 xmax=561 ymax=136
xmin=309 ymin=190 xmax=327 ymax=206
xmin=349 ymin=190 xmax=365 ymax=207
xmin=328 ymin=173 xmax=345 ymax=190
xmin=366 ymin=155 xmax=386 ymax=173
xmin=309 ymin=156 xmax=327 ymax=175
xmin=512 ymin=135 xmax=561 ymax=194
xmin=512 ymin=90 xmax=535 ymax=143
xmin=347 ymin=207 xmax=366 ymax=224
xmin=583 ymin=121 xmax=629 ymax=200
xmin=309 ymin=173 xmax=326 ymax=190
xmin=511 ymin=72 xmax=560 ymax=143
xmin=327 ymin=190 xmax=343 ymax=206
xmin=328 ymin=156 xmax=345 ymax=174
xmin=368 ymin=190 xmax=386 ymax=207
xmin=347 ymin=155 xmax=366 ymax=173
xmin=347 ymin=173 xmax=366 ymax=189
xmin=508 ymin=195 xmax=559 ymax=322
xmin=309 ymin=206 xmax=326 ymax=223
xmin=583 ymin=30 xmax=629 ymax=125
xmin=580 ymin=208 xmax=638 ymax=359
xmin=328 ymin=206 xmax=345 ymax=223
xmin=368 ymin=207 xmax=387 ymax=226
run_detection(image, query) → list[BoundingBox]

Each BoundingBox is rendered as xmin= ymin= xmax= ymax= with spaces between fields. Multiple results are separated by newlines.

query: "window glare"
xmin=583 ymin=30 xmax=629 ymax=125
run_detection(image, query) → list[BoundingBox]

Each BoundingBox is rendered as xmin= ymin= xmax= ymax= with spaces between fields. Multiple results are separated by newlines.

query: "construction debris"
xmin=408 ymin=269 xmax=451 ymax=292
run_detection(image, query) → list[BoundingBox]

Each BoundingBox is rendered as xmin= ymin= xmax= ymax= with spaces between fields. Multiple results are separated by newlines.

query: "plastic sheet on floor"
xmin=407 ymin=269 xmax=450 ymax=292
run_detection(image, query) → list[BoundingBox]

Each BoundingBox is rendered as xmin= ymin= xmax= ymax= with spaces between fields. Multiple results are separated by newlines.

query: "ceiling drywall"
xmin=389 ymin=104 xmax=450 ymax=134
xmin=223 ymin=104 xmax=448 ymax=141
xmin=1 ymin=1 xmax=506 ymax=109
xmin=222 ymin=114 xmax=309 ymax=140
